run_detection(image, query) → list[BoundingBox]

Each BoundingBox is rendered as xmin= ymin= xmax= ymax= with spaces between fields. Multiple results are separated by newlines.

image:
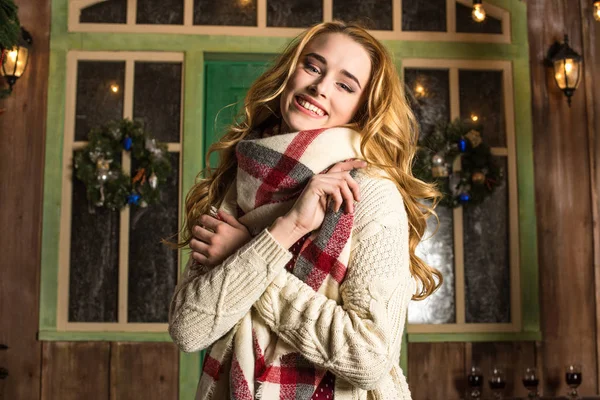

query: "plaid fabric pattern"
xmin=196 ymin=127 xmax=362 ymax=400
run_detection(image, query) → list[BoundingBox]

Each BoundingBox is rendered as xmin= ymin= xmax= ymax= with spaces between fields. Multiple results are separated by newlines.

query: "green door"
xmin=204 ymin=60 xmax=270 ymax=168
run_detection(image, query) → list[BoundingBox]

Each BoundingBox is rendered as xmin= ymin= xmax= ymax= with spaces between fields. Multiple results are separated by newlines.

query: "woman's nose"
xmin=308 ymin=79 xmax=329 ymax=98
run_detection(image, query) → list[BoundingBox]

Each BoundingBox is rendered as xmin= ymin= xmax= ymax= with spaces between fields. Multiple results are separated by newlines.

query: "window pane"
xmin=332 ymin=0 xmax=392 ymax=30
xmin=133 ymin=62 xmax=182 ymax=143
xmin=194 ymin=0 xmax=257 ymax=26
xmin=137 ymin=0 xmax=183 ymax=24
xmin=464 ymin=157 xmax=510 ymax=323
xmin=402 ymin=0 xmax=446 ymax=32
xmin=459 ymin=69 xmax=505 ymax=147
xmin=404 ymin=68 xmax=450 ymax=140
xmin=75 ymin=61 xmax=125 ymax=142
xmin=267 ymin=0 xmax=322 ymax=27
xmin=69 ymin=152 xmax=120 ymax=322
xmin=128 ymin=153 xmax=179 ymax=323
xmin=80 ymin=0 xmax=127 ymax=24
xmin=456 ymin=2 xmax=502 ymax=34
xmin=409 ymin=204 xmax=456 ymax=324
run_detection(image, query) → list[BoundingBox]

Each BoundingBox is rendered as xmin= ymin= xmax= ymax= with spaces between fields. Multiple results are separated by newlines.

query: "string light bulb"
xmin=472 ymin=0 xmax=486 ymax=23
xmin=594 ymin=1 xmax=600 ymax=21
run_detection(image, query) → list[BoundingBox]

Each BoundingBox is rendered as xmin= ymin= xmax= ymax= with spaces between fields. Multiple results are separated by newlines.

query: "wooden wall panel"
xmin=407 ymin=343 xmax=466 ymax=399
xmin=580 ymin=0 xmax=600 ymax=390
xmin=109 ymin=342 xmax=179 ymax=400
xmin=41 ymin=342 xmax=110 ymax=400
xmin=0 ymin=0 xmax=50 ymax=399
xmin=527 ymin=0 xmax=599 ymax=396
xmin=470 ymin=342 xmax=537 ymax=398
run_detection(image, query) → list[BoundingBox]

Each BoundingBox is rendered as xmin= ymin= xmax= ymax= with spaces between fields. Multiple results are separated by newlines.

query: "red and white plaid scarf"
xmin=196 ymin=126 xmax=363 ymax=400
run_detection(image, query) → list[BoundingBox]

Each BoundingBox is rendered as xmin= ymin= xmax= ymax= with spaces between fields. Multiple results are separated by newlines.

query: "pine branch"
xmin=0 ymin=0 xmax=20 ymax=50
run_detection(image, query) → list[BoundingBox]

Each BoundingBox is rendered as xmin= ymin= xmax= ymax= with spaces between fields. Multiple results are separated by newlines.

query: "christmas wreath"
xmin=73 ymin=119 xmax=172 ymax=211
xmin=412 ymin=118 xmax=503 ymax=208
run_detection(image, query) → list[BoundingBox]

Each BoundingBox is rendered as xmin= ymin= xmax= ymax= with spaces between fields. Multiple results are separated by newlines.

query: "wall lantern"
xmin=594 ymin=0 xmax=600 ymax=21
xmin=1 ymin=27 xmax=33 ymax=96
xmin=547 ymin=34 xmax=582 ymax=107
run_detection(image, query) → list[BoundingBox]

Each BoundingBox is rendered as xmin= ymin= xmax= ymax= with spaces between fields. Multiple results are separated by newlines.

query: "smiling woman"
xmin=279 ymin=33 xmax=372 ymax=131
xmin=168 ymin=21 xmax=441 ymax=400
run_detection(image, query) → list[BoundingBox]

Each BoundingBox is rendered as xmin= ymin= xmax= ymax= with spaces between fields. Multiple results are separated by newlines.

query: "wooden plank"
xmin=41 ymin=342 xmax=110 ymax=400
xmin=109 ymin=342 xmax=178 ymax=400
xmin=407 ymin=342 xmax=466 ymax=400
xmin=0 ymin=0 xmax=50 ymax=398
xmin=527 ymin=0 xmax=598 ymax=396
xmin=580 ymin=0 xmax=600 ymax=393
xmin=470 ymin=342 xmax=537 ymax=398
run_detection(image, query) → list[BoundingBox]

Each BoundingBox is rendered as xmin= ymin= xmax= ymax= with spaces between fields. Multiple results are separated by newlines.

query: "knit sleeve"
xmin=168 ymin=229 xmax=293 ymax=353
xmin=252 ymin=176 xmax=415 ymax=390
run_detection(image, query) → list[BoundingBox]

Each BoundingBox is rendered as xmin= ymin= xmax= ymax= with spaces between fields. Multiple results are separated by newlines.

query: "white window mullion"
xmin=117 ymin=58 xmax=135 ymax=325
xmin=447 ymin=0 xmax=456 ymax=34
xmin=257 ymin=0 xmax=266 ymax=28
xmin=394 ymin=0 xmax=401 ymax=33
xmin=449 ymin=66 xmax=466 ymax=325
xmin=323 ymin=0 xmax=332 ymax=22
xmin=184 ymin=0 xmax=193 ymax=26
xmin=127 ymin=0 xmax=136 ymax=25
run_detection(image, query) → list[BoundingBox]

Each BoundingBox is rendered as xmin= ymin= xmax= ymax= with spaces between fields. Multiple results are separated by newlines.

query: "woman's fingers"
xmin=314 ymin=175 xmax=356 ymax=213
xmin=198 ymin=214 xmax=221 ymax=232
xmin=193 ymin=225 xmax=214 ymax=242
xmin=190 ymin=237 xmax=210 ymax=256
xmin=328 ymin=159 xmax=368 ymax=173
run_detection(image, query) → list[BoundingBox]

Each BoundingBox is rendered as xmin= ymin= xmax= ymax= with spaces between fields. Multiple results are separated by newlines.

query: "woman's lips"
xmin=293 ymin=96 xmax=327 ymax=118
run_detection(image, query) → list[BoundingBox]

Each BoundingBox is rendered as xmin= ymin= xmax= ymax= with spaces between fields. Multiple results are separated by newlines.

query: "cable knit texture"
xmin=169 ymin=169 xmax=415 ymax=399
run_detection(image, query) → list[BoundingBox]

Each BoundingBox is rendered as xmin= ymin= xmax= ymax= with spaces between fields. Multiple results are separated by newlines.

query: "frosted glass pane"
xmin=80 ymin=0 xmax=126 ymax=23
xmin=464 ymin=157 xmax=510 ymax=323
xmin=404 ymin=68 xmax=450 ymax=140
xmin=137 ymin=0 xmax=183 ymax=24
xmin=402 ymin=0 xmax=446 ymax=32
xmin=409 ymin=204 xmax=456 ymax=324
xmin=69 ymin=151 xmax=119 ymax=322
xmin=128 ymin=153 xmax=179 ymax=323
xmin=459 ymin=69 xmax=505 ymax=147
xmin=194 ymin=0 xmax=257 ymax=26
xmin=133 ymin=62 xmax=182 ymax=143
xmin=456 ymin=2 xmax=502 ymax=34
xmin=75 ymin=61 xmax=125 ymax=142
xmin=332 ymin=0 xmax=392 ymax=30
xmin=267 ymin=0 xmax=322 ymax=27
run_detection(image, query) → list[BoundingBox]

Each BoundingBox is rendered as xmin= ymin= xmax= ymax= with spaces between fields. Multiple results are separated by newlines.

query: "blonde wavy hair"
xmin=178 ymin=21 xmax=442 ymax=300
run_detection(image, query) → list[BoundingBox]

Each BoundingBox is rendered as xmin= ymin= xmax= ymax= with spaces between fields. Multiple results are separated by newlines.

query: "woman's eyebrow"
xmin=305 ymin=52 xmax=362 ymax=89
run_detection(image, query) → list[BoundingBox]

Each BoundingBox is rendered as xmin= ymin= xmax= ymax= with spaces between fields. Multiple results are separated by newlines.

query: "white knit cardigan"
xmin=168 ymin=170 xmax=416 ymax=399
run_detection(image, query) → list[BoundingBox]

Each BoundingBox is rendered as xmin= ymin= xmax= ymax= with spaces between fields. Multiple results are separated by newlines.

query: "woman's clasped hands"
xmin=190 ymin=158 xmax=368 ymax=265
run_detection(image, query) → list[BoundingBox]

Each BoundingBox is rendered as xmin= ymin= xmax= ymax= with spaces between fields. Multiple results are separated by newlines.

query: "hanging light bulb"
xmin=472 ymin=0 xmax=486 ymax=23
xmin=594 ymin=1 xmax=600 ymax=21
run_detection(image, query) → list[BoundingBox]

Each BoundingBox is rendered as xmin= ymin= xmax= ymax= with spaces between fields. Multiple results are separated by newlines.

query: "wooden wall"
xmin=1 ymin=0 xmax=599 ymax=399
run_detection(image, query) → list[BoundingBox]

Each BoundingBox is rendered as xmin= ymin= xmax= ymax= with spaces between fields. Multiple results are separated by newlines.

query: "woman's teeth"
xmin=297 ymin=98 xmax=325 ymax=116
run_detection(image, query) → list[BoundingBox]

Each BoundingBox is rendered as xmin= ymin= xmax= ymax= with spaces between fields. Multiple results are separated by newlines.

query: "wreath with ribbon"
xmin=73 ymin=119 xmax=172 ymax=211
xmin=412 ymin=118 xmax=503 ymax=208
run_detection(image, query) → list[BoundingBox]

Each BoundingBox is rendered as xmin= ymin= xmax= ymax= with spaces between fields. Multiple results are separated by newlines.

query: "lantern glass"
xmin=595 ymin=1 xmax=600 ymax=22
xmin=1 ymin=47 xmax=29 ymax=77
xmin=553 ymin=57 xmax=581 ymax=90
xmin=472 ymin=3 xmax=486 ymax=22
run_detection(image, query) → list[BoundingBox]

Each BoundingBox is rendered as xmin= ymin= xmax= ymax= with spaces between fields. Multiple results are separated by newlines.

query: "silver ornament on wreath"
xmin=431 ymin=153 xmax=449 ymax=178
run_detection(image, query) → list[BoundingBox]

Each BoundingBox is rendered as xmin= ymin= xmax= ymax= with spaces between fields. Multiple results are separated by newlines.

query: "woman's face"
xmin=279 ymin=32 xmax=372 ymax=133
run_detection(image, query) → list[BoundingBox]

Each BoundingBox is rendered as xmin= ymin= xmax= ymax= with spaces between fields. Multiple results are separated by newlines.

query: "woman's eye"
xmin=305 ymin=63 xmax=320 ymax=74
xmin=339 ymin=83 xmax=354 ymax=93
